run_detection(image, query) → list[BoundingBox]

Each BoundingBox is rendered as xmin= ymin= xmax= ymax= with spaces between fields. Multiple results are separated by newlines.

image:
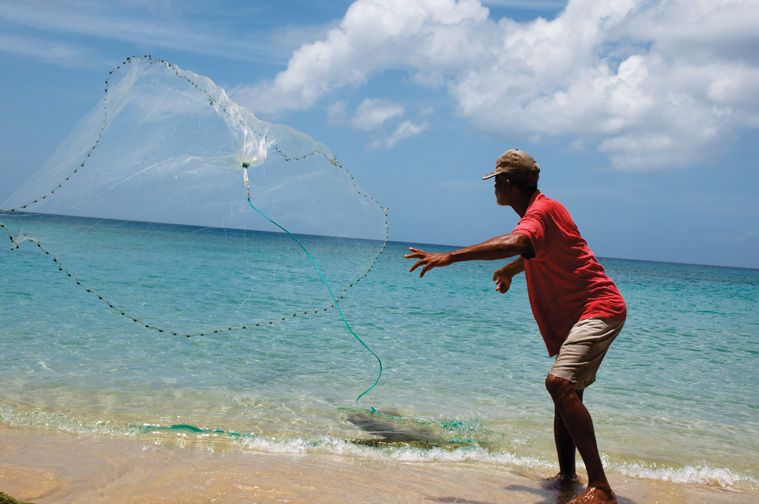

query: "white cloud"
xmin=238 ymin=0 xmax=759 ymax=170
xmin=236 ymin=0 xmax=490 ymax=114
xmin=351 ymin=98 xmax=405 ymax=130
xmin=327 ymin=98 xmax=424 ymax=148
xmin=368 ymin=120 xmax=428 ymax=149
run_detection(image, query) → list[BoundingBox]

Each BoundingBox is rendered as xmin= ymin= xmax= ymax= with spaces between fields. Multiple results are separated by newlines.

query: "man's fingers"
xmin=494 ymin=277 xmax=510 ymax=293
xmin=409 ymin=259 xmax=436 ymax=277
xmin=409 ymin=259 xmax=425 ymax=273
xmin=406 ymin=248 xmax=441 ymax=278
xmin=405 ymin=247 xmax=427 ymax=260
xmin=420 ymin=263 xmax=433 ymax=277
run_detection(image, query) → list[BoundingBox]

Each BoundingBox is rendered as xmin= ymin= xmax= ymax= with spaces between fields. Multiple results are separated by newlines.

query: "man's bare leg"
xmin=547 ymin=388 xmax=584 ymax=489
xmin=545 ymin=375 xmax=615 ymax=504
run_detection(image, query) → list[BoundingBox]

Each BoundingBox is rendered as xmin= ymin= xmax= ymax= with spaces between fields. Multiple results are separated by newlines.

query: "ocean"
xmin=1 ymin=213 xmax=757 ymax=492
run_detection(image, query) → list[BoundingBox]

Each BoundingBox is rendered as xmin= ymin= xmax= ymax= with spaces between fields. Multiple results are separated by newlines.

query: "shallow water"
xmin=1 ymin=214 xmax=757 ymax=490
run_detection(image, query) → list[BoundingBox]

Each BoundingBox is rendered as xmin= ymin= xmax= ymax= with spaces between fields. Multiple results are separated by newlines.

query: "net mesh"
xmin=0 ymin=55 xmax=388 ymax=339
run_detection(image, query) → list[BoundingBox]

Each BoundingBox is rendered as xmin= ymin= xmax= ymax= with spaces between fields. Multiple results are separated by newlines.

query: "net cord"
xmin=243 ymin=171 xmax=382 ymax=404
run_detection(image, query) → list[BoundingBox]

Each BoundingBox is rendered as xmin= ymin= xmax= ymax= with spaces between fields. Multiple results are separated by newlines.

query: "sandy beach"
xmin=1 ymin=425 xmax=755 ymax=504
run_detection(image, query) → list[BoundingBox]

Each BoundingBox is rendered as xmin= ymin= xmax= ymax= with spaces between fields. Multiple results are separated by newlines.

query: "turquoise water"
xmin=1 ymin=214 xmax=757 ymax=490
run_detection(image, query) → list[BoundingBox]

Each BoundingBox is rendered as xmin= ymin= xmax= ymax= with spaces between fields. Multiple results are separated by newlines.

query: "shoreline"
xmin=1 ymin=424 xmax=756 ymax=503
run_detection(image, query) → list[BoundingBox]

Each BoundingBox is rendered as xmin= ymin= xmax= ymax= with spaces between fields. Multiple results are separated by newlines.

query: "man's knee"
xmin=545 ymin=373 xmax=575 ymax=399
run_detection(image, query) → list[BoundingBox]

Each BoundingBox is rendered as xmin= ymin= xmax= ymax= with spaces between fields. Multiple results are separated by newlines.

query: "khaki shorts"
xmin=548 ymin=317 xmax=625 ymax=390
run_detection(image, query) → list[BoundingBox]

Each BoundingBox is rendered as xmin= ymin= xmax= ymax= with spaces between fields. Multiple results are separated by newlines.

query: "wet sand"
xmin=1 ymin=425 xmax=755 ymax=504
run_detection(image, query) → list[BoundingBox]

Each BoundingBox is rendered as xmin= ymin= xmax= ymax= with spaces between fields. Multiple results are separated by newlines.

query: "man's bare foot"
xmin=541 ymin=472 xmax=583 ymax=491
xmin=567 ymin=485 xmax=617 ymax=504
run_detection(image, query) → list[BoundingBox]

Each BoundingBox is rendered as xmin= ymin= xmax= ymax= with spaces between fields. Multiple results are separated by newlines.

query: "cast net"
xmin=0 ymin=56 xmax=387 ymax=361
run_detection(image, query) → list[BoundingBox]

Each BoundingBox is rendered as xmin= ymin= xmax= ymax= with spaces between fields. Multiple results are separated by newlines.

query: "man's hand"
xmin=405 ymin=247 xmax=452 ymax=278
xmin=492 ymin=266 xmax=514 ymax=293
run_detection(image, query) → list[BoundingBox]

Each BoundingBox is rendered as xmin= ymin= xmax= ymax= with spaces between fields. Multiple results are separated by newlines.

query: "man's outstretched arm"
xmin=405 ymin=233 xmax=533 ymax=278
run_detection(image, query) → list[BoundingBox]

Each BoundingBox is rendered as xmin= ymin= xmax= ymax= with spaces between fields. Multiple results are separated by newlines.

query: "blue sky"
xmin=1 ymin=0 xmax=757 ymax=268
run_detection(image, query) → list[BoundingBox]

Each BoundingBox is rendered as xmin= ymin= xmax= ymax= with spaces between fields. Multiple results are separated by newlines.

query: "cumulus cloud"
xmin=368 ymin=120 xmax=428 ymax=149
xmin=236 ymin=0 xmax=490 ymax=114
xmin=237 ymin=0 xmax=759 ymax=169
xmin=327 ymin=98 xmax=424 ymax=148
xmin=351 ymin=98 xmax=405 ymax=130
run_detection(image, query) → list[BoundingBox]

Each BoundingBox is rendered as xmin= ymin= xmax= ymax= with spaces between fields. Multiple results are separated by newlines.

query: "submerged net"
xmin=0 ymin=55 xmax=387 ymax=400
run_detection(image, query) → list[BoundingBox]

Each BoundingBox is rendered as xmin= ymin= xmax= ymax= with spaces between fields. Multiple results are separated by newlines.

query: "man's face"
xmin=494 ymin=174 xmax=511 ymax=206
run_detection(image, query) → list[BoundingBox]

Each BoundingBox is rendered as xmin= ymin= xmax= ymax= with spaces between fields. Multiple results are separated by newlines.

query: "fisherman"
xmin=405 ymin=149 xmax=626 ymax=504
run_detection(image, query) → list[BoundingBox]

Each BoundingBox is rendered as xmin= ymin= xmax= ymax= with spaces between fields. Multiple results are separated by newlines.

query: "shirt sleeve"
xmin=512 ymin=209 xmax=547 ymax=259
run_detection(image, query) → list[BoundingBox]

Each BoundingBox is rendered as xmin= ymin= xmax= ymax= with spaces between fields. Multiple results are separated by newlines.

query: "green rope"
xmin=138 ymin=423 xmax=244 ymax=438
xmin=244 ymin=185 xmax=382 ymax=405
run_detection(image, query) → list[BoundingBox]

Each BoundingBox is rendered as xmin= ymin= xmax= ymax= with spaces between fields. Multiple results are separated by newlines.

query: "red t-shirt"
xmin=512 ymin=192 xmax=626 ymax=356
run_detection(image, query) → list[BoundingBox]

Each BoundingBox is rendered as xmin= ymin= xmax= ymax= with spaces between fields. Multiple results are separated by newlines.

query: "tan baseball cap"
xmin=482 ymin=149 xmax=540 ymax=180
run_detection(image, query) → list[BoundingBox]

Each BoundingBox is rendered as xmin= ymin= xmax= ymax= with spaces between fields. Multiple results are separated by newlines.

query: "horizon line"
xmin=2 ymin=209 xmax=756 ymax=271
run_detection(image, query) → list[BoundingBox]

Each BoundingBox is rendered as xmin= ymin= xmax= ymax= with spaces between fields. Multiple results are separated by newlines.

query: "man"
xmin=405 ymin=149 xmax=626 ymax=504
